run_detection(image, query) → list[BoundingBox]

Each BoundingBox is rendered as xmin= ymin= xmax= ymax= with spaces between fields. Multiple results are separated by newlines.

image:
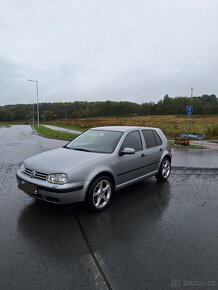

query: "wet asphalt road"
xmin=0 ymin=125 xmax=218 ymax=290
xmin=172 ymin=149 xmax=218 ymax=169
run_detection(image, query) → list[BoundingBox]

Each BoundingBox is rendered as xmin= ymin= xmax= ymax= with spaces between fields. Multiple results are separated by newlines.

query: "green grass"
xmin=48 ymin=121 xmax=86 ymax=132
xmin=33 ymin=125 xmax=207 ymax=150
xmin=50 ymin=115 xmax=218 ymax=140
xmin=33 ymin=125 xmax=77 ymax=141
xmin=2 ymin=115 xmax=218 ymax=140
xmin=0 ymin=123 xmax=13 ymax=127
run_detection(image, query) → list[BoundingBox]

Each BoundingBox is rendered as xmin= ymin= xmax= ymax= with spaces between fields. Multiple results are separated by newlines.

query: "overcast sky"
xmin=0 ymin=0 xmax=218 ymax=106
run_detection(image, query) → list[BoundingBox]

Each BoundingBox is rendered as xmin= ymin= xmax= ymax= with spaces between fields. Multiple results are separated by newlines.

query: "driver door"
xmin=115 ymin=130 xmax=146 ymax=186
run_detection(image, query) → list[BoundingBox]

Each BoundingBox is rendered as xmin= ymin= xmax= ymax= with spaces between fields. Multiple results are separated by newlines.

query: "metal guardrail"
xmin=174 ymin=137 xmax=218 ymax=149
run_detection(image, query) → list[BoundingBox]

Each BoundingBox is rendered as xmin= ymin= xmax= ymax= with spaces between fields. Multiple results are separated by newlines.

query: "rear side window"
xmin=142 ymin=130 xmax=162 ymax=149
xmin=153 ymin=131 xmax=162 ymax=146
xmin=121 ymin=130 xmax=143 ymax=152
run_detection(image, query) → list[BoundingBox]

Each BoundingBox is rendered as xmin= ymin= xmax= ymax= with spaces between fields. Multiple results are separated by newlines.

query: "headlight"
xmin=20 ymin=163 xmax=25 ymax=173
xmin=47 ymin=173 xmax=68 ymax=184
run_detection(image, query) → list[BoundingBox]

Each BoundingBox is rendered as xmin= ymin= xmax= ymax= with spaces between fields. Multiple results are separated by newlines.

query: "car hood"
xmin=24 ymin=147 xmax=105 ymax=174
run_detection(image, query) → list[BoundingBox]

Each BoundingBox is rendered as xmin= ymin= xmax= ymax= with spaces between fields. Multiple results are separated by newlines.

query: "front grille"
xmin=24 ymin=167 xmax=48 ymax=181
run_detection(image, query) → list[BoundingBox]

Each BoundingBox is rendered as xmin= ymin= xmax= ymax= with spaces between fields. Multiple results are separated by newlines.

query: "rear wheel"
xmin=86 ymin=176 xmax=113 ymax=211
xmin=155 ymin=158 xmax=171 ymax=181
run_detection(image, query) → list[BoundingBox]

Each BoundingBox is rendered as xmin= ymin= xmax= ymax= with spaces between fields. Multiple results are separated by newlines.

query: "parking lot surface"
xmin=0 ymin=126 xmax=217 ymax=289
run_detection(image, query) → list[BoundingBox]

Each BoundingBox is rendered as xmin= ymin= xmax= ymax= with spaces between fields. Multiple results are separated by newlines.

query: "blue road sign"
xmin=185 ymin=105 xmax=193 ymax=116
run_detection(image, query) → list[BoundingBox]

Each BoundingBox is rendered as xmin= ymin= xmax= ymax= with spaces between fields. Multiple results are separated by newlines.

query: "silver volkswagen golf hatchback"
xmin=16 ymin=126 xmax=172 ymax=211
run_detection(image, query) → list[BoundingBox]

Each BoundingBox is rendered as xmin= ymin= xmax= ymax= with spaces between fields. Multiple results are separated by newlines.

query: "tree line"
xmin=0 ymin=94 xmax=217 ymax=122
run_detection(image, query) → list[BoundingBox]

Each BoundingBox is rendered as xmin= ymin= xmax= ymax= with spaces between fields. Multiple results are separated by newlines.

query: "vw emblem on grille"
xmin=30 ymin=170 xmax=36 ymax=178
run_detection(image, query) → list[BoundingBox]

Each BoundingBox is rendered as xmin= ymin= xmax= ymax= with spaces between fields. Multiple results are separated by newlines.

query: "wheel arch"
xmin=163 ymin=154 xmax=171 ymax=162
xmin=85 ymin=171 xmax=116 ymax=200
xmin=157 ymin=153 xmax=172 ymax=171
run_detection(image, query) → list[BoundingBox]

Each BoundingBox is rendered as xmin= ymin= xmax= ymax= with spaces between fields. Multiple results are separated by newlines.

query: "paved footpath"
xmin=191 ymin=140 xmax=218 ymax=150
xmin=42 ymin=124 xmax=82 ymax=134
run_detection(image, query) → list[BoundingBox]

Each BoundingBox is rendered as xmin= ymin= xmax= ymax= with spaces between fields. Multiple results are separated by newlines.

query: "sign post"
xmin=185 ymin=105 xmax=193 ymax=144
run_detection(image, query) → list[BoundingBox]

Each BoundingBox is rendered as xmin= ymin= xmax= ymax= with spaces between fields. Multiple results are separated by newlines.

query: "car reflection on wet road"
xmin=0 ymin=126 xmax=218 ymax=290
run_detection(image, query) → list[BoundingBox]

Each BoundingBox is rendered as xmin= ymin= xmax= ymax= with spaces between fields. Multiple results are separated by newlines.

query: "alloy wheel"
xmin=93 ymin=180 xmax=112 ymax=209
xmin=162 ymin=159 xmax=171 ymax=179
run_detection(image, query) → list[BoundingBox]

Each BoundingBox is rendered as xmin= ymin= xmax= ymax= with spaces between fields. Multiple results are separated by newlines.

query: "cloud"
xmin=0 ymin=0 xmax=218 ymax=105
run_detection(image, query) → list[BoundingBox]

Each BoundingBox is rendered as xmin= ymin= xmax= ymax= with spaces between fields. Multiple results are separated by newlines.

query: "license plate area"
xmin=18 ymin=182 xmax=38 ymax=195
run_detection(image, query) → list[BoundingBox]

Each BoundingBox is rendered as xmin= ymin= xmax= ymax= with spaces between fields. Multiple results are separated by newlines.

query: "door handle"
xmin=160 ymin=148 xmax=163 ymax=152
xmin=141 ymin=153 xmax=146 ymax=157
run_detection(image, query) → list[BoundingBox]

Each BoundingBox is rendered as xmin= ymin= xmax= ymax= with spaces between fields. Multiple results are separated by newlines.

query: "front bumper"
xmin=16 ymin=170 xmax=88 ymax=204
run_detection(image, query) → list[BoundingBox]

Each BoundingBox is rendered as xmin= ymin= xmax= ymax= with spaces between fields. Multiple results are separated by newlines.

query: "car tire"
xmin=86 ymin=176 xmax=113 ymax=211
xmin=155 ymin=157 xmax=171 ymax=181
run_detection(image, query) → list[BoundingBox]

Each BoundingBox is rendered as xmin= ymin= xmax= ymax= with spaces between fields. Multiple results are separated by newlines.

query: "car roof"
xmin=91 ymin=126 xmax=159 ymax=132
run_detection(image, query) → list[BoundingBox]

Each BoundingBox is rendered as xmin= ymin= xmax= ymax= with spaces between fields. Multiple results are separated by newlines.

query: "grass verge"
xmin=0 ymin=123 xmax=13 ymax=127
xmin=51 ymin=115 xmax=218 ymax=140
xmin=33 ymin=125 xmax=77 ymax=141
xmin=33 ymin=125 xmax=207 ymax=150
xmin=48 ymin=122 xmax=86 ymax=132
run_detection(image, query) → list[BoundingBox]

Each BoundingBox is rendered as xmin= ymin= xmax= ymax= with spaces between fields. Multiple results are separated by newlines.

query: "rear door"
xmin=141 ymin=130 xmax=163 ymax=173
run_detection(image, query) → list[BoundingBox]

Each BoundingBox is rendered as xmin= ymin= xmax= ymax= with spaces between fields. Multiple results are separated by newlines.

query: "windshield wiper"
xmin=63 ymin=145 xmax=71 ymax=149
xmin=73 ymin=147 xmax=91 ymax=152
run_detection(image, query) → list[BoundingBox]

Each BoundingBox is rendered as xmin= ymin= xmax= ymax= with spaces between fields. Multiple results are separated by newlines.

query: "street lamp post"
xmin=28 ymin=79 xmax=40 ymax=128
xmin=32 ymin=103 xmax=35 ymax=125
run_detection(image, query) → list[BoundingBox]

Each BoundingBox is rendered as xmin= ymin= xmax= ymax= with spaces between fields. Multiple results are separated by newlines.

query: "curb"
xmin=31 ymin=126 xmax=71 ymax=141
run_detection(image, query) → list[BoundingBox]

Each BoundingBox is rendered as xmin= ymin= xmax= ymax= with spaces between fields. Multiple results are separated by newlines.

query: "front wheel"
xmin=86 ymin=176 xmax=113 ymax=211
xmin=155 ymin=158 xmax=171 ymax=181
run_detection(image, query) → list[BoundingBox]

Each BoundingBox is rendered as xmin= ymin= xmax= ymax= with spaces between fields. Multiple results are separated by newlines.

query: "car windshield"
xmin=65 ymin=130 xmax=123 ymax=153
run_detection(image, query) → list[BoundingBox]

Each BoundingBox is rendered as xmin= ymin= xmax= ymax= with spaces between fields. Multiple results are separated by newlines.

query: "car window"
xmin=153 ymin=130 xmax=162 ymax=146
xmin=66 ymin=130 xmax=123 ymax=153
xmin=142 ymin=130 xmax=159 ymax=149
xmin=121 ymin=130 xmax=143 ymax=152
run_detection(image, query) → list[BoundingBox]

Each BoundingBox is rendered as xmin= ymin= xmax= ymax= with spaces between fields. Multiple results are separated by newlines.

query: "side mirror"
xmin=119 ymin=147 xmax=136 ymax=156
